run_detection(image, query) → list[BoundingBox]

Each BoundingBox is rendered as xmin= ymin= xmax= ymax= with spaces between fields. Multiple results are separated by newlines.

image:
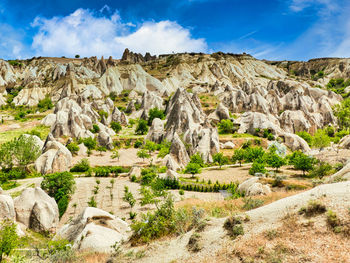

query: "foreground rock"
xmin=238 ymin=177 xmax=271 ymax=196
xmin=56 ymin=207 xmax=130 ymax=252
xmin=14 ymin=187 xmax=59 ymax=233
xmin=0 ymin=194 xmax=15 ymax=220
xmin=35 ymin=134 xmax=72 ymax=174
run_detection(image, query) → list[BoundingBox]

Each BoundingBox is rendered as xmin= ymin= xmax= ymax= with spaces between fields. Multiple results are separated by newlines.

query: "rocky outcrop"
xmin=0 ymin=194 xmax=15 ymax=220
xmin=145 ymin=118 xmax=164 ymax=144
xmin=339 ymin=135 xmax=350 ymax=149
xmin=238 ymin=178 xmax=271 ymax=196
xmin=14 ymin=187 xmax=59 ymax=233
xmin=35 ymin=134 xmax=72 ymax=174
xmin=281 ymin=133 xmax=311 ymax=153
xmin=111 ymin=107 xmax=128 ymax=125
xmin=121 ymin=48 xmax=156 ymax=63
xmin=56 ymin=207 xmax=130 ymax=252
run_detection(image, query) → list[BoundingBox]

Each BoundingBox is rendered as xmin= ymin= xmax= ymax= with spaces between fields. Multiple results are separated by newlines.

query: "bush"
xmin=148 ymin=108 xmax=165 ymax=125
xmin=184 ymin=163 xmax=201 ymax=177
xmin=242 ymin=197 xmax=264 ymax=210
xmin=66 ymin=142 xmax=79 ymax=155
xmin=0 ymin=220 xmax=18 ymax=262
xmin=82 ymin=137 xmax=96 ymax=150
xmin=91 ymin=124 xmax=100 ymax=134
xmin=179 ymin=189 xmax=184 ymax=195
xmin=218 ymin=119 xmax=236 ymax=134
xmin=244 ymin=146 xmax=265 ymax=163
xmin=111 ymin=122 xmax=122 ymax=133
xmin=299 ymin=200 xmax=326 ymax=217
xmin=232 ymin=148 xmax=246 ymax=166
xmin=41 ymin=172 xmax=76 ymax=218
xmin=265 ymin=151 xmax=285 ymax=171
xmin=135 ymin=119 xmax=149 ymax=135
xmin=134 ymin=140 xmax=143 ymax=148
xmin=70 ymin=158 xmax=90 ymax=172
xmin=287 ymin=151 xmax=316 ymax=176
xmin=37 ymin=96 xmax=53 ymax=112
xmin=309 ymin=161 xmax=332 ymax=179
xmin=296 ymin=131 xmax=312 ymax=145
xmin=249 ymin=160 xmax=266 ymax=175
xmin=212 ymin=152 xmax=229 ymax=168
xmin=223 ymin=216 xmax=244 ymax=238
xmin=312 ymin=129 xmax=331 ymax=148
xmin=189 ymin=153 xmax=205 ymax=167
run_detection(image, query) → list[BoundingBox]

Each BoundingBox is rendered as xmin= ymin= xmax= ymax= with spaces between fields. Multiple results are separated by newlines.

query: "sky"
xmin=0 ymin=0 xmax=349 ymax=61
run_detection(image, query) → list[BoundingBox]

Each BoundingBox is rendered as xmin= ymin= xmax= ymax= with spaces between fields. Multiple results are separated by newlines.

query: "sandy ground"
xmin=72 ymin=148 xmax=163 ymax=167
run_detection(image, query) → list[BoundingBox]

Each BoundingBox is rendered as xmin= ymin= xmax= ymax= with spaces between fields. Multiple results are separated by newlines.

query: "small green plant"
xmin=91 ymin=124 xmax=100 ymax=134
xmin=111 ymin=122 xmax=122 ymax=133
xmin=184 ymin=163 xmax=201 ymax=178
xmin=299 ymin=200 xmax=326 ymax=217
xmin=326 ymin=210 xmax=340 ymax=229
xmin=123 ymin=186 xmax=136 ymax=219
xmin=179 ymin=189 xmax=185 ymax=195
xmin=148 ymin=108 xmax=165 ymax=125
xmin=212 ymin=152 xmax=229 ymax=168
xmin=66 ymin=142 xmax=79 ymax=155
xmin=0 ymin=220 xmax=18 ymax=262
xmin=87 ymin=196 xmax=97 ymax=207
xmin=218 ymin=119 xmax=236 ymax=134
xmin=242 ymin=198 xmax=264 ymax=210
xmin=223 ymin=215 xmax=244 ymax=238
xmin=70 ymin=158 xmax=90 ymax=172
xmin=135 ymin=119 xmax=148 ymax=135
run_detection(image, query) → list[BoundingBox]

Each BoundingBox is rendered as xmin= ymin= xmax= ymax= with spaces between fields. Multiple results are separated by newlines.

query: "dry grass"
xmin=211 ymin=210 xmax=350 ymax=263
xmin=76 ymin=251 xmax=109 ymax=263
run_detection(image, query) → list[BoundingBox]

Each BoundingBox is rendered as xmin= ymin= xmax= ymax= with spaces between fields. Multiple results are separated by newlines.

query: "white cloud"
xmin=31 ymin=8 xmax=207 ymax=58
xmin=290 ymin=0 xmax=338 ymax=13
xmin=0 ymin=24 xmax=26 ymax=59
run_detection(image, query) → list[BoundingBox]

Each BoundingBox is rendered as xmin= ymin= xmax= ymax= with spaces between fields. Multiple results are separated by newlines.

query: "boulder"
xmin=223 ymin=141 xmax=235 ymax=149
xmin=77 ymin=143 xmax=88 ymax=156
xmin=238 ymin=177 xmax=259 ymax=194
xmin=14 ymin=187 xmax=59 ymax=233
xmin=35 ymin=134 xmax=72 ymax=174
xmin=0 ymin=194 xmax=15 ymax=220
xmin=128 ymin=166 xmax=142 ymax=177
xmin=145 ymin=118 xmax=164 ymax=144
xmin=22 ymin=134 xmax=44 ymax=150
xmin=41 ymin=113 xmax=57 ymax=127
xmin=97 ymin=131 xmax=114 ymax=150
xmin=169 ymin=133 xmax=190 ymax=169
xmin=246 ymin=183 xmax=271 ymax=196
xmin=56 ymin=207 xmax=130 ymax=252
xmin=166 ymin=169 xmax=179 ymax=180
xmin=339 ymin=135 xmax=350 ymax=149
xmin=163 ymin=154 xmax=181 ymax=171
xmin=282 ymin=133 xmax=311 ymax=153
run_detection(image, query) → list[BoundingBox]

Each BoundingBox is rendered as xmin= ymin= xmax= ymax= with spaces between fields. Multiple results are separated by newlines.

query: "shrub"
xmin=244 ymin=146 xmax=265 ymax=163
xmin=312 ymin=129 xmax=331 ymax=148
xmin=232 ymin=148 xmax=246 ymax=166
xmin=87 ymin=196 xmax=97 ymax=207
xmin=91 ymin=124 xmax=100 ymax=133
xmin=212 ymin=152 xmax=229 ymax=168
xmin=223 ymin=216 xmax=244 ymax=238
xmin=148 ymin=108 xmax=165 ymax=125
xmin=249 ymin=160 xmax=266 ymax=175
xmin=41 ymin=172 xmax=76 ymax=218
xmin=242 ymin=197 xmax=264 ymax=210
xmin=296 ymin=131 xmax=312 ymax=145
xmin=82 ymin=137 xmax=96 ymax=150
xmin=265 ymin=151 xmax=285 ymax=171
xmin=135 ymin=119 xmax=149 ymax=135
xmin=66 ymin=142 xmax=79 ymax=155
xmin=111 ymin=122 xmax=122 ymax=133
xmin=309 ymin=161 xmax=332 ymax=179
xmin=218 ymin=119 xmax=236 ymax=134
xmin=134 ymin=140 xmax=143 ymax=148
xmin=184 ymin=163 xmax=201 ymax=177
xmin=37 ymin=96 xmax=53 ymax=112
xmin=299 ymin=200 xmax=326 ymax=217
xmin=70 ymin=158 xmax=90 ymax=172
xmin=326 ymin=210 xmax=341 ymax=229
xmin=189 ymin=153 xmax=205 ymax=167
xmin=98 ymin=110 xmax=108 ymax=120
xmin=137 ymin=149 xmax=151 ymax=162
xmin=287 ymin=151 xmax=315 ymax=176
xmin=0 ymin=220 xmax=18 ymax=262
xmin=179 ymin=189 xmax=185 ymax=195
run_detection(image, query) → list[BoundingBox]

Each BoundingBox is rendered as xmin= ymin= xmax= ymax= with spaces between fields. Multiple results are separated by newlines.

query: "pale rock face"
xmin=77 ymin=143 xmax=88 ymax=156
xmin=56 ymin=207 xmax=130 ymax=253
xmin=14 ymin=187 xmax=59 ymax=233
xmin=128 ymin=166 xmax=142 ymax=177
xmin=238 ymin=178 xmax=271 ymax=196
xmin=0 ymin=59 xmax=16 ymax=87
xmin=41 ymin=113 xmax=57 ymax=127
xmin=145 ymin=118 xmax=164 ymax=144
xmin=163 ymin=154 xmax=181 ymax=171
xmin=35 ymin=134 xmax=72 ymax=174
xmin=339 ymin=135 xmax=350 ymax=149
xmin=22 ymin=134 xmax=44 ymax=150
xmin=281 ymin=133 xmax=311 ymax=153
xmin=13 ymin=86 xmax=49 ymax=107
xmin=97 ymin=131 xmax=114 ymax=150
xmin=222 ymin=141 xmax=235 ymax=149
xmin=169 ymin=133 xmax=190 ymax=169
xmin=0 ymin=194 xmax=15 ymax=220
xmin=279 ymin=110 xmax=312 ymax=133
xmin=238 ymin=177 xmax=259 ymax=194
xmin=238 ymin=111 xmax=282 ymax=135
xmin=166 ymin=169 xmax=179 ymax=180
xmin=111 ymin=107 xmax=129 ymax=125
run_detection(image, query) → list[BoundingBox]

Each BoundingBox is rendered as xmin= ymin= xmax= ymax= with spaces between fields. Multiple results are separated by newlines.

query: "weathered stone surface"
xmin=14 ymin=187 xmax=59 ymax=233
xmin=0 ymin=194 xmax=15 ymax=220
xmin=145 ymin=118 xmax=164 ymax=144
xmin=56 ymin=207 xmax=130 ymax=252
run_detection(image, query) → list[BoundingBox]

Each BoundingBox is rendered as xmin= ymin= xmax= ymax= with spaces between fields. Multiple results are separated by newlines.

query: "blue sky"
xmin=0 ymin=0 xmax=349 ymax=60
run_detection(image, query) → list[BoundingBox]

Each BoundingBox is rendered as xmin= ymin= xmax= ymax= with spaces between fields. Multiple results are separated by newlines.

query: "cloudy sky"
xmin=0 ymin=0 xmax=349 ymax=60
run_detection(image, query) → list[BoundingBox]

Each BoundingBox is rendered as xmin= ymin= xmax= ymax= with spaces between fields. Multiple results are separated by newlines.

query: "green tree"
xmin=288 ymin=151 xmax=315 ymax=176
xmin=97 ymin=146 xmax=107 ymax=156
xmin=232 ymin=149 xmax=246 ymax=166
xmin=184 ymin=163 xmax=201 ymax=178
xmin=334 ymin=98 xmax=350 ymax=129
xmin=148 ymin=108 xmax=165 ymax=125
xmin=37 ymin=96 xmax=53 ymax=112
xmin=41 ymin=172 xmax=76 ymax=217
xmin=189 ymin=153 xmax=205 ymax=167
xmin=213 ymin=152 xmax=229 ymax=168
xmin=244 ymin=146 xmax=265 ymax=163
xmin=111 ymin=122 xmax=122 ymax=133
xmin=0 ymin=220 xmax=18 ymax=262
xmin=249 ymin=160 xmax=266 ymax=175
xmin=265 ymin=152 xmax=285 ymax=171
xmin=137 ymin=149 xmax=151 ymax=162
xmin=66 ymin=142 xmax=80 ymax=155
xmin=144 ymin=140 xmax=157 ymax=155
xmin=312 ymin=129 xmax=331 ymax=149
xmin=296 ymin=131 xmax=312 ymax=146
xmin=309 ymin=161 xmax=333 ymax=179
xmin=135 ymin=119 xmax=149 ymax=135
xmin=82 ymin=137 xmax=97 ymax=150
xmin=218 ymin=119 xmax=235 ymax=134
xmin=111 ymin=150 xmax=120 ymax=161
xmin=123 ymin=186 xmax=136 ymax=218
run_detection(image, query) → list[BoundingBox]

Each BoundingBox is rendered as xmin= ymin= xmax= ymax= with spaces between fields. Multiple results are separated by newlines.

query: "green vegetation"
xmin=91 ymin=124 xmax=100 ymax=134
xmin=299 ymin=200 xmax=326 ymax=217
xmin=123 ymin=186 xmax=136 ymax=219
xmin=80 ymin=137 xmax=97 ymax=150
xmin=0 ymin=220 xmax=18 ymax=262
xmin=41 ymin=172 xmax=76 ymax=218
xmin=148 ymin=107 xmax=165 ymax=125
xmin=111 ymin=122 xmax=122 ymax=133
xmin=334 ymin=97 xmax=350 ymax=129
xmin=296 ymin=131 xmax=312 ymax=145
xmin=218 ymin=119 xmax=236 ymax=134
xmin=249 ymin=160 xmax=267 ymax=175
xmin=135 ymin=119 xmax=149 ymax=135
xmin=66 ymin=142 xmax=79 ymax=155
xmin=184 ymin=163 xmax=201 ymax=178
xmin=287 ymin=151 xmax=316 ymax=176
xmin=326 ymin=78 xmax=350 ymax=97
xmin=212 ymin=152 xmax=229 ymax=168
xmin=70 ymin=158 xmax=90 ymax=173
xmin=37 ymin=96 xmax=53 ymax=112
xmin=223 ymin=215 xmax=245 ymax=239
xmin=232 ymin=148 xmax=246 ymax=166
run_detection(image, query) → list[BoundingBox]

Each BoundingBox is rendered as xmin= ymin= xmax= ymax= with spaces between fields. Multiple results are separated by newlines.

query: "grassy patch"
xmin=0 ymin=124 xmax=50 ymax=143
